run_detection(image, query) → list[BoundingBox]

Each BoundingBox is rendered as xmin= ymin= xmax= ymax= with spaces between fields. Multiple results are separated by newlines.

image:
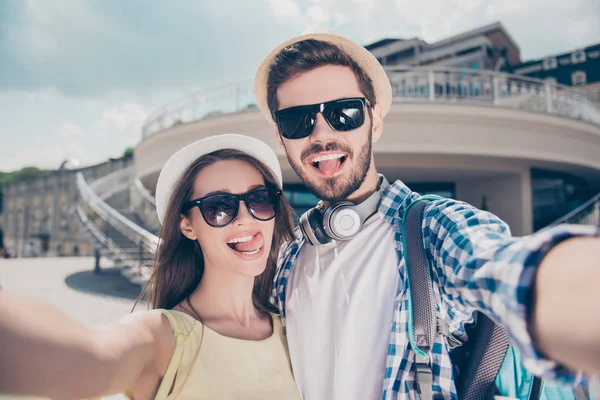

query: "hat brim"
xmin=155 ymin=133 xmax=283 ymax=225
xmin=254 ymin=32 xmax=392 ymax=124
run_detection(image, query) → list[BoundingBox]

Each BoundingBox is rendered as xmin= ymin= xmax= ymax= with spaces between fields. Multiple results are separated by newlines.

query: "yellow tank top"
xmin=151 ymin=309 xmax=302 ymax=400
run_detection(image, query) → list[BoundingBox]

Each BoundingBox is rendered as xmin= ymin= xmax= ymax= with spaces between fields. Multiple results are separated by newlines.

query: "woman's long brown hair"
xmin=137 ymin=149 xmax=295 ymax=316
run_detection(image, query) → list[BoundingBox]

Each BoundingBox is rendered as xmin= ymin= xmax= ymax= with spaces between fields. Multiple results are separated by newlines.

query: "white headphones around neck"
xmin=299 ymin=176 xmax=389 ymax=245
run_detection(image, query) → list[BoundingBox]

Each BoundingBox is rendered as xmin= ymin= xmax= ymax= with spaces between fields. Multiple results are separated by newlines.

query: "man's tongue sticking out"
xmin=317 ymin=159 xmax=342 ymax=177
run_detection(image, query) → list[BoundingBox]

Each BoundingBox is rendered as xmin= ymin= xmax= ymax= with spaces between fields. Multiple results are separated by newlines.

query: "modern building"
xmin=512 ymin=43 xmax=600 ymax=102
xmin=366 ymin=22 xmax=521 ymax=71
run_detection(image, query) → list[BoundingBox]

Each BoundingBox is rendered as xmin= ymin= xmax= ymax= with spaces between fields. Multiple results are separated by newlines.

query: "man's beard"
xmin=286 ymin=129 xmax=373 ymax=203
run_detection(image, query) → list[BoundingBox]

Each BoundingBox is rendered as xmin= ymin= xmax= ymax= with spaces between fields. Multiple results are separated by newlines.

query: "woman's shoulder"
xmin=116 ymin=310 xmax=178 ymax=355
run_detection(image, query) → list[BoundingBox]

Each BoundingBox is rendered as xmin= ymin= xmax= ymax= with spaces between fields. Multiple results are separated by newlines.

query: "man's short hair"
xmin=266 ymin=39 xmax=376 ymax=120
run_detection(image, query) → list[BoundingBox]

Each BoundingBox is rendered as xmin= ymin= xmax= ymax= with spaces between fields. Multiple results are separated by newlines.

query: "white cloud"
xmin=267 ymin=0 xmax=302 ymax=20
xmin=23 ymin=0 xmax=101 ymax=60
xmin=283 ymin=0 xmax=599 ymax=60
xmin=95 ymin=103 xmax=148 ymax=140
xmin=0 ymin=142 xmax=91 ymax=171
xmin=332 ymin=13 xmax=350 ymax=27
xmin=55 ymin=122 xmax=82 ymax=138
xmin=307 ymin=6 xmax=331 ymax=25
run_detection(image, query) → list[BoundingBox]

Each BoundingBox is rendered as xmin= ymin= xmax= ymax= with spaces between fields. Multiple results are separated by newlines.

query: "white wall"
xmin=456 ymin=170 xmax=533 ymax=236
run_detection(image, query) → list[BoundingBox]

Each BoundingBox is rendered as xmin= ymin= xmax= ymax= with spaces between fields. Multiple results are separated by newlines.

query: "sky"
xmin=1 ymin=0 xmax=599 ymax=172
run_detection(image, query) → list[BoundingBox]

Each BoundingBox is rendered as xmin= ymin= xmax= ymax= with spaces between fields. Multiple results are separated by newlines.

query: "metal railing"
xmin=385 ymin=66 xmax=599 ymax=124
xmin=142 ymin=80 xmax=256 ymax=139
xmin=141 ymin=67 xmax=600 ymax=140
xmin=547 ymin=192 xmax=600 ymax=228
xmin=130 ymin=179 xmax=159 ymax=233
xmin=90 ymin=166 xmax=136 ymax=200
xmin=133 ymin=179 xmax=156 ymax=206
xmin=76 ymin=172 xmax=158 ymax=254
xmin=74 ymin=205 xmax=123 ymax=259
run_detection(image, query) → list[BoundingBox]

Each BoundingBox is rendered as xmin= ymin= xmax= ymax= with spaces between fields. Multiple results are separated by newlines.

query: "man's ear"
xmin=371 ymin=104 xmax=384 ymax=143
xmin=179 ymin=215 xmax=197 ymax=241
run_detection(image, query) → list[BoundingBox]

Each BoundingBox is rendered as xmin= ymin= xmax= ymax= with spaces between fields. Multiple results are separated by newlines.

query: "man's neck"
xmin=346 ymin=168 xmax=381 ymax=204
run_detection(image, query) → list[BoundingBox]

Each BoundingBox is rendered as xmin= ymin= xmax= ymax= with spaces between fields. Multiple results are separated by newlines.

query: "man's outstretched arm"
xmin=422 ymin=198 xmax=600 ymax=382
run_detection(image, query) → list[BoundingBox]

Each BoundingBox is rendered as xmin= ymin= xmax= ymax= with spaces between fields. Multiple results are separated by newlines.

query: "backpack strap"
xmin=457 ymin=312 xmax=511 ymax=399
xmin=403 ymin=196 xmax=439 ymax=400
xmin=403 ymin=195 xmax=530 ymax=400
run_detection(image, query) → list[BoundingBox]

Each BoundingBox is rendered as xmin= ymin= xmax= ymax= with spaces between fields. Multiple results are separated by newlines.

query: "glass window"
xmin=283 ymin=185 xmax=319 ymax=221
xmin=543 ymin=57 xmax=557 ymax=70
xmin=572 ymin=71 xmax=587 ymax=86
xmin=531 ymin=169 xmax=592 ymax=231
xmin=571 ymin=50 xmax=586 ymax=64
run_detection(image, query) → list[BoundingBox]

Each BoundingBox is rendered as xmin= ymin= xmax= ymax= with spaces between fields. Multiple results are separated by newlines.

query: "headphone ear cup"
xmin=323 ymin=201 xmax=361 ymax=241
xmin=300 ymin=207 xmax=331 ymax=245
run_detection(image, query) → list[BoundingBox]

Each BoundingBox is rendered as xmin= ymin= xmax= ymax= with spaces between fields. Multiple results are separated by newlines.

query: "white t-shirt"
xmin=285 ymin=213 xmax=399 ymax=400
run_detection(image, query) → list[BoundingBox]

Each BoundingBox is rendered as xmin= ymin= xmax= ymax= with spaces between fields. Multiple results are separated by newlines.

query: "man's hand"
xmin=530 ymin=237 xmax=600 ymax=375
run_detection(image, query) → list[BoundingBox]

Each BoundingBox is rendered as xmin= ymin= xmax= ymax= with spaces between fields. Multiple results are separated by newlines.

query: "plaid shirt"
xmin=271 ymin=179 xmax=599 ymax=399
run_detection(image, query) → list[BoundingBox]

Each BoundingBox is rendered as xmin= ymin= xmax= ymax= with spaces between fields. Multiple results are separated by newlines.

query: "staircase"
xmin=76 ymin=170 xmax=158 ymax=286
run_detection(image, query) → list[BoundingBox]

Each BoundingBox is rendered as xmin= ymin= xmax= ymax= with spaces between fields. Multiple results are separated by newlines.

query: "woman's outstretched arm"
xmin=0 ymin=290 xmax=167 ymax=399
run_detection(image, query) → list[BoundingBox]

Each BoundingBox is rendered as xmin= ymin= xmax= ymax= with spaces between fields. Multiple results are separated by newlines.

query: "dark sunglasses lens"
xmin=246 ymin=189 xmax=277 ymax=220
xmin=277 ymin=108 xmax=316 ymax=139
xmin=200 ymin=195 xmax=238 ymax=226
xmin=324 ymin=99 xmax=365 ymax=131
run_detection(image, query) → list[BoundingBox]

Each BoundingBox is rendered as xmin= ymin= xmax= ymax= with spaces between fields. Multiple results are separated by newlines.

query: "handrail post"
xmin=139 ymin=238 xmax=144 ymax=268
xmin=428 ymin=70 xmax=435 ymax=101
xmin=492 ymin=75 xmax=499 ymax=105
xmin=545 ymin=81 xmax=553 ymax=113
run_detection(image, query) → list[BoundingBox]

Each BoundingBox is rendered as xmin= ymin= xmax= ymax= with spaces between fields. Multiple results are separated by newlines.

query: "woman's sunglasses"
xmin=182 ymin=187 xmax=281 ymax=228
xmin=275 ymin=97 xmax=369 ymax=140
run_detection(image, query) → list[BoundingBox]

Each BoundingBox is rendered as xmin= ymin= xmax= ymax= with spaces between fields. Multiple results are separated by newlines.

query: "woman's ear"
xmin=179 ymin=214 xmax=198 ymax=240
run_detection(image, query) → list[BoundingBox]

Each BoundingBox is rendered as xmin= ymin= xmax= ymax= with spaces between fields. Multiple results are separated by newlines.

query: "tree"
xmin=123 ymin=147 xmax=135 ymax=158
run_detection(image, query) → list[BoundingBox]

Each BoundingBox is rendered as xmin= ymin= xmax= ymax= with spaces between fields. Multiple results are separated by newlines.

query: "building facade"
xmin=512 ymin=43 xmax=600 ymax=102
xmin=366 ymin=22 xmax=521 ymax=71
xmin=1 ymin=156 xmax=133 ymax=257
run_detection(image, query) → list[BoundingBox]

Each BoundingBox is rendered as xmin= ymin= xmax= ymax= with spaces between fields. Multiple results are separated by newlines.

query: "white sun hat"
xmin=154 ymin=133 xmax=283 ymax=225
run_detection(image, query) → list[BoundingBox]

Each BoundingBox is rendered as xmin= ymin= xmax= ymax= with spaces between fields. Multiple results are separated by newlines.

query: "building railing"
xmin=90 ymin=166 xmax=136 ymax=200
xmin=141 ymin=67 xmax=600 ymax=140
xmin=133 ymin=179 xmax=156 ymax=206
xmin=385 ymin=66 xmax=599 ymax=124
xmin=547 ymin=192 xmax=600 ymax=228
xmin=74 ymin=205 xmax=124 ymax=260
xmin=130 ymin=179 xmax=159 ymax=233
xmin=142 ymin=80 xmax=256 ymax=139
xmin=76 ymin=172 xmax=158 ymax=254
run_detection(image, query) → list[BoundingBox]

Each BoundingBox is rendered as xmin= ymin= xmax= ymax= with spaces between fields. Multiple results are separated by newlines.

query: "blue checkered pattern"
xmin=271 ymin=180 xmax=599 ymax=399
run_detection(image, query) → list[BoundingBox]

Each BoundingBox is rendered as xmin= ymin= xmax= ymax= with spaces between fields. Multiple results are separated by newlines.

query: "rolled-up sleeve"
xmin=422 ymin=197 xmax=600 ymax=384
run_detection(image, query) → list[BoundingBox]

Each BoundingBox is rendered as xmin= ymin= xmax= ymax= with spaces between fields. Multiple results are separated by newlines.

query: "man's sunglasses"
xmin=275 ymin=97 xmax=369 ymax=140
xmin=182 ymin=187 xmax=281 ymax=228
